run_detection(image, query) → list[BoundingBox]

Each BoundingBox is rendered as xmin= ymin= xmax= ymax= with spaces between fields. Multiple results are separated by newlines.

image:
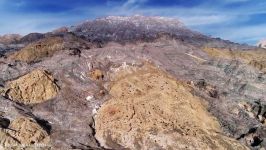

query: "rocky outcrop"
xmin=0 ymin=130 xmax=20 ymax=149
xmin=5 ymin=70 xmax=59 ymax=104
xmin=203 ymin=47 xmax=266 ymax=72
xmin=94 ymin=64 xmax=248 ymax=149
xmin=0 ymin=117 xmax=50 ymax=149
xmin=9 ymin=37 xmax=64 ymax=63
xmin=257 ymin=39 xmax=266 ymax=49
xmin=7 ymin=117 xmax=50 ymax=145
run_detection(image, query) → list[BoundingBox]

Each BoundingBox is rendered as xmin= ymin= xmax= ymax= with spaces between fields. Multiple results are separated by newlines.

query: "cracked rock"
xmin=94 ymin=64 xmax=248 ymax=150
xmin=5 ymin=69 xmax=59 ymax=104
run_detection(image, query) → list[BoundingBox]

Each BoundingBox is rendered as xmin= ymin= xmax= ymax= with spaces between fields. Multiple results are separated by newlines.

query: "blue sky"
xmin=0 ymin=0 xmax=266 ymax=45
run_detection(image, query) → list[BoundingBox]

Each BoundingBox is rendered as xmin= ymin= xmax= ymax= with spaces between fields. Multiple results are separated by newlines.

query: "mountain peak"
xmin=98 ymin=15 xmax=184 ymax=27
xmin=0 ymin=34 xmax=22 ymax=44
xmin=70 ymin=15 xmax=204 ymax=45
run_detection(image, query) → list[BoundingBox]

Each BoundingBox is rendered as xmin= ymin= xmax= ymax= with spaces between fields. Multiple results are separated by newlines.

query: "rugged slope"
xmin=95 ymin=63 xmax=247 ymax=149
xmin=0 ymin=16 xmax=265 ymax=149
xmin=71 ymin=15 xmax=249 ymax=49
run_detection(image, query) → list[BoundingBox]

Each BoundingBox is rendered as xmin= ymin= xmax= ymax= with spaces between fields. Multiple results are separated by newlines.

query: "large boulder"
xmin=5 ymin=70 xmax=59 ymax=104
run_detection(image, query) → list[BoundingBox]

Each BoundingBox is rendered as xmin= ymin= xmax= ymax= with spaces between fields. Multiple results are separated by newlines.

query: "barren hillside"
xmin=0 ymin=16 xmax=265 ymax=149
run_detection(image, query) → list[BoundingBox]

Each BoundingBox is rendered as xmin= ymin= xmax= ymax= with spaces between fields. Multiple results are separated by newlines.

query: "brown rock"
xmin=7 ymin=117 xmax=50 ymax=145
xmin=0 ymin=117 xmax=50 ymax=149
xmin=95 ymin=64 xmax=248 ymax=149
xmin=6 ymin=70 xmax=59 ymax=104
xmin=0 ymin=130 xmax=20 ymax=149
xmin=89 ymin=69 xmax=104 ymax=80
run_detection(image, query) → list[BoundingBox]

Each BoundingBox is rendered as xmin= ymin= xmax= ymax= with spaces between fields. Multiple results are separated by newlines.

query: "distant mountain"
xmin=0 ymin=34 xmax=21 ymax=44
xmin=70 ymin=15 xmax=248 ymax=49
xmin=17 ymin=33 xmax=45 ymax=44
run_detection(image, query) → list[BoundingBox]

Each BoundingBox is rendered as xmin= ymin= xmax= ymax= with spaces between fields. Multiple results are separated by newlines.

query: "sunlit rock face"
xmin=95 ymin=64 xmax=248 ymax=150
xmin=5 ymin=69 xmax=59 ymax=104
xmin=0 ymin=16 xmax=265 ymax=149
xmin=257 ymin=39 xmax=266 ymax=49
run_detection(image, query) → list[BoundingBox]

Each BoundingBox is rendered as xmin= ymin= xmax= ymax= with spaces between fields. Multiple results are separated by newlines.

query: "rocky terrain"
xmin=258 ymin=39 xmax=266 ymax=49
xmin=0 ymin=34 xmax=21 ymax=45
xmin=0 ymin=15 xmax=265 ymax=149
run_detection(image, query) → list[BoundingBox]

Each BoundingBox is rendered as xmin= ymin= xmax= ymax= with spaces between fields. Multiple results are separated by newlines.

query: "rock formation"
xmin=0 ymin=117 xmax=50 ymax=149
xmin=5 ymin=69 xmax=59 ymax=104
xmin=9 ymin=37 xmax=65 ymax=63
xmin=257 ymin=39 xmax=266 ymax=49
xmin=7 ymin=117 xmax=50 ymax=145
xmin=95 ymin=63 xmax=248 ymax=149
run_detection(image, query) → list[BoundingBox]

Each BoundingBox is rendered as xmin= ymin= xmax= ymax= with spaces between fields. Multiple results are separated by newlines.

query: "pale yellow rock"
xmin=7 ymin=117 xmax=50 ymax=145
xmin=6 ymin=70 xmax=59 ymax=104
xmin=0 ymin=129 xmax=20 ymax=149
xmin=9 ymin=37 xmax=64 ymax=63
xmin=95 ymin=63 xmax=248 ymax=150
xmin=0 ymin=117 xmax=51 ymax=149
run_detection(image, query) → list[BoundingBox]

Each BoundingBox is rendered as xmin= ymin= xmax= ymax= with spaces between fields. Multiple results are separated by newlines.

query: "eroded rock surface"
xmin=7 ymin=117 xmax=50 ymax=145
xmin=95 ymin=64 xmax=248 ymax=149
xmin=0 ymin=117 xmax=50 ymax=149
xmin=9 ymin=37 xmax=64 ymax=63
xmin=0 ymin=130 xmax=20 ymax=149
xmin=5 ymin=70 xmax=59 ymax=104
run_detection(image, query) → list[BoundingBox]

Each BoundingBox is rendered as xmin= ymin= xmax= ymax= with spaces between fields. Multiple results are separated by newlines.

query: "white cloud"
xmin=0 ymin=0 xmax=265 ymax=45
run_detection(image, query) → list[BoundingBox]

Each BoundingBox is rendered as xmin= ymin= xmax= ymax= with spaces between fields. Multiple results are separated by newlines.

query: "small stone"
xmin=88 ymin=69 xmax=104 ymax=80
xmin=86 ymin=95 xmax=94 ymax=101
xmin=258 ymin=115 xmax=264 ymax=122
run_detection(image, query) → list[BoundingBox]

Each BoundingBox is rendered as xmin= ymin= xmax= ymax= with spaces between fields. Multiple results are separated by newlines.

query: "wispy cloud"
xmin=0 ymin=0 xmax=265 ymax=45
